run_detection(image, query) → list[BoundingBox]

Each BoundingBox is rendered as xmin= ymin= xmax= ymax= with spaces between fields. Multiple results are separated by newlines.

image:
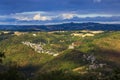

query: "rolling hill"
xmin=0 ymin=30 xmax=120 ymax=80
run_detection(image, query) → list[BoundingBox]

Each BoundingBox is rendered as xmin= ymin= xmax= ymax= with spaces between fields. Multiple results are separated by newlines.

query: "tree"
xmin=0 ymin=52 xmax=5 ymax=63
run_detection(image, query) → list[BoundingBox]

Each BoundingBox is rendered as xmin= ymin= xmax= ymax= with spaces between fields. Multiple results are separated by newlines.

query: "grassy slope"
xmin=0 ymin=31 xmax=120 ymax=79
xmin=38 ymin=31 xmax=120 ymax=72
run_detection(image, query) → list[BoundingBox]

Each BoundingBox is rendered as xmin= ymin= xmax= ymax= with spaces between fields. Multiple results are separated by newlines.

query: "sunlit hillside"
xmin=0 ymin=30 xmax=120 ymax=80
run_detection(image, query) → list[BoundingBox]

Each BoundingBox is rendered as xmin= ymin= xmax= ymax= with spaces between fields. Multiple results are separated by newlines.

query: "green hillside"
xmin=0 ymin=31 xmax=120 ymax=80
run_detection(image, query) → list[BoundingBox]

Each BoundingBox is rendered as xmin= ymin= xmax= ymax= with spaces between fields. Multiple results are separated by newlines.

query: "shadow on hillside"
xmin=0 ymin=47 xmax=120 ymax=80
xmin=94 ymin=46 xmax=120 ymax=66
xmin=38 ymin=48 xmax=120 ymax=73
xmin=39 ymin=50 xmax=89 ymax=72
xmin=0 ymin=62 xmax=42 ymax=80
xmin=19 ymin=64 xmax=41 ymax=78
xmin=0 ymin=62 xmax=120 ymax=80
xmin=0 ymin=52 xmax=41 ymax=80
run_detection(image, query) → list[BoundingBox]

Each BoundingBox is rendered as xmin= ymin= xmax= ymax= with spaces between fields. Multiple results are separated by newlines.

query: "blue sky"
xmin=0 ymin=0 xmax=120 ymax=25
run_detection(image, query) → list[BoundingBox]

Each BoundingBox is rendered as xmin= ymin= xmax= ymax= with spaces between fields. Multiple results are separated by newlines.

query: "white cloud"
xmin=15 ymin=17 xmax=31 ymax=21
xmin=0 ymin=11 xmax=120 ymax=25
xmin=77 ymin=14 xmax=113 ymax=18
xmin=11 ymin=12 xmax=52 ymax=21
xmin=60 ymin=13 xmax=113 ymax=19
xmin=61 ymin=13 xmax=75 ymax=19
xmin=33 ymin=14 xmax=51 ymax=21
xmin=8 ymin=11 xmax=119 ymax=21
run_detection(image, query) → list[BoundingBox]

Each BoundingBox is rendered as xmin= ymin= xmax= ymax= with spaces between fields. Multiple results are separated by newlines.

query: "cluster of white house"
xmin=22 ymin=41 xmax=59 ymax=56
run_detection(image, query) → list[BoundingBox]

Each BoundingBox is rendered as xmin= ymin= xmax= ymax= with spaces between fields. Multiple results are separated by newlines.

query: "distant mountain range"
xmin=0 ymin=22 xmax=120 ymax=31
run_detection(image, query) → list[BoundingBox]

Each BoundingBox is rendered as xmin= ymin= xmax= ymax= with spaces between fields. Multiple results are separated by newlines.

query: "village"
xmin=22 ymin=41 xmax=59 ymax=56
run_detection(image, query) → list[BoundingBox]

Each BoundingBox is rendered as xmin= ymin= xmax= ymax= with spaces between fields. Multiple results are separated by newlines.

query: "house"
xmin=33 ymin=34 xmax=37 ymax=36
xmin=82 ymin=33 xmax=94 ymax=37
xmin=68 ymin=45 xmax=74 ymax=49
xmin=14 ymin=32 xmax=27 ymax=36
xmin=71 ymin=33 xmax=83 ymax=37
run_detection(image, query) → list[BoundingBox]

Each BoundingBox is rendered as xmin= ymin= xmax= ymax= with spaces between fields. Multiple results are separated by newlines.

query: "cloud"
xmin=15 ymin=16 xmax=31 ymax=21
xmin=33 ymin=14 xmax=51 ymax=21
xmin=61 ymin=13 xmax=75 ymax=19
xmin=11 ymin=12 xmax=52 ymax=21
xmin=76 ymin=14 xmax=113 ymax=18
xmin=0 ymin=11 xmax=120 ymax=25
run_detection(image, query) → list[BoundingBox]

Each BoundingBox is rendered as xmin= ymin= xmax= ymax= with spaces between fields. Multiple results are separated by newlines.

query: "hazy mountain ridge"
xmin=0 ymin=22 xmax=120 ymax=31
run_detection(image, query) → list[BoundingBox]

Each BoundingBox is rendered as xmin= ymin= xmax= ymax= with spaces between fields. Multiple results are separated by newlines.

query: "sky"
xmin=0 ymin=0 xmax=120 ymax=25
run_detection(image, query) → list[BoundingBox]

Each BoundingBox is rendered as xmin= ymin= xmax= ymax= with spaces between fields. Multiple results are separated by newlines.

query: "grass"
xmin=0 ymin=31 xmax=120 ymax=79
